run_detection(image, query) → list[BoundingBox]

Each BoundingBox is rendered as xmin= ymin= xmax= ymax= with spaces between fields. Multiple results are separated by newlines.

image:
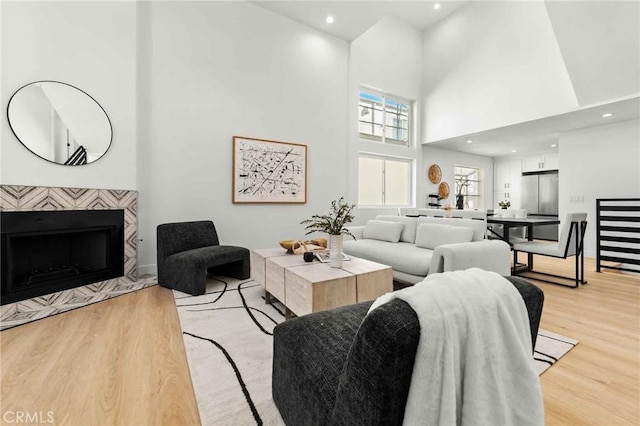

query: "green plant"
xmin=301 ymin=197 xmax=356 ymax=238
xmin=498 ymin=200 xmax=511 ymax=209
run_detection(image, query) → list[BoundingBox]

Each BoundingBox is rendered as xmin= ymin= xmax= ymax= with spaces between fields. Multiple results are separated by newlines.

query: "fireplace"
xmin=1 ymin=210 xmax=124 ymax=304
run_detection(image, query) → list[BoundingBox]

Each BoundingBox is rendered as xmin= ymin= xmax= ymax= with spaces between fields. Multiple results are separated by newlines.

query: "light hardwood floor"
xmin=1 ymin=256 xmax=638 ymax=425
xmin=0 ymin=284 xmax=201 ymax=425
xmin=531 ymin=257 xmax=640 ymax=425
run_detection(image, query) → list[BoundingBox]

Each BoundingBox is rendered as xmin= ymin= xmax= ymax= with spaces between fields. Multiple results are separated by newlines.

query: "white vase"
xmin=329 ymin=234 xmax=343 ymax=268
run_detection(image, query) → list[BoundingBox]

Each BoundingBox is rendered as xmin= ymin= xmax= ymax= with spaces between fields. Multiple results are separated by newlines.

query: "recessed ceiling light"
xmin=551 ymin=144 xmax=557 ymax=147
xmin=511 ymin=149 xmax=517 ymax=153
xmin=325 ymin=16 xmax=334 ymax=24
xmin=602 ymin=113 xmax=613 ymax=118
xmin=466 ymin=140 xmax=473 ymax=144
xmin=434 ymin=3 xmax=441 ymax=10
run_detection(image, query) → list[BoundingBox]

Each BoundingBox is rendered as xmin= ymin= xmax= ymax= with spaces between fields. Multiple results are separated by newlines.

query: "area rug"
xmin=534 ymin=328 xmax=578 ymax=375
xmin=174 ymin=276 xmax=578 ymax=425
xmin=0 ymin=276 xmax=158 ymax=331
xmin=174 ymin=277 xmax=285 ymax=425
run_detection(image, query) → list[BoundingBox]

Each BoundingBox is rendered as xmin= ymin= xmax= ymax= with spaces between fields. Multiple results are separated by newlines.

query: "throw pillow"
xmin=363 ymin=220 xmax=404 ymax=243
xmin=375 ymin=215 xmax=418 ymax=243
xmin=415 ymin=223 xmax=474 ymax=250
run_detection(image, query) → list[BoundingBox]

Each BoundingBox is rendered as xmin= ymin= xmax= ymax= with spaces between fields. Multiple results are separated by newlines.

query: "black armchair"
xmin=156 ymin=220 xmax=250 ymax=295
xmin=272 ymin=276 xmax=544 ymax=425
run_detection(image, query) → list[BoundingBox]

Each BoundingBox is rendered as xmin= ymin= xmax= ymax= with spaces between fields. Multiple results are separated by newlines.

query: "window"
xmin=358 ymin=155 xmax=412 ymax=207
xmin=454 ymin=165 xmax=482 ymax=209
xmin=358 ymin=90 xmax=410 ymax=146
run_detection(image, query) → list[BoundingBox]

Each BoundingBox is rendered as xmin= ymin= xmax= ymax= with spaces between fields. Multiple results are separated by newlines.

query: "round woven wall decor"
xmin=428 ymin=164 xmax=442 ymax=184
xmin=438 ymin=182 xmax=450 ymax=199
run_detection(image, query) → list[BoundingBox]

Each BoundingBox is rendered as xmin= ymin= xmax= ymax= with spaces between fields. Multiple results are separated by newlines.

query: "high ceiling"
xmin=252 ymin=1 xmax=468 ymax=41
xmin=426 ymin=96 xmax=640 ymax=159
xmin=252 ymin=0 xmax=639 ymax=158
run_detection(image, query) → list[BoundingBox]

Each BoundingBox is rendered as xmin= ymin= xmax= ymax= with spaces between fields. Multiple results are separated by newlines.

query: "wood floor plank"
xmin=0 ymin=285 xmax=200 ymax=426
xmin=522 ymin=256 xmax=640 ymax=425
xmin=1 ymin=255 xmax=638 ymax=425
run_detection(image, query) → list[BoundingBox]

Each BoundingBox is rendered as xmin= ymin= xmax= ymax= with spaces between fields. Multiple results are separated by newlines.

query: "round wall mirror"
xmin=7 ymin=81 xmax=112 ymax=166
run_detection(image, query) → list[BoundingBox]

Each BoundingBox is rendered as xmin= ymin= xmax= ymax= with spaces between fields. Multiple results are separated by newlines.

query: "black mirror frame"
xmin=6 ymin=80 xmax=113 ymax=166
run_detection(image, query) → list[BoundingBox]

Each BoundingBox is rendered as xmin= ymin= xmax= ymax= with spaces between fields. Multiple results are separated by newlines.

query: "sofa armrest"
xmin=331 ymin=299 xmax=420 ymax=425
xmin=346 ymin=225 xmax=365 ymax=240
xmin=428 ymin=240 xmax=511 ymax=276
xmin=272 ymin=302 xmax=371 ymax=425
xmin=504 ymin=276 xmax=544 ymax=349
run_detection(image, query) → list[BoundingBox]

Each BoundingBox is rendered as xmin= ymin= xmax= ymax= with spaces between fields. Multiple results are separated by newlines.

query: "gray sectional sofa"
xmin=344 ymin=215 xmax=511 ymax=285
xmin=272 ymin=276 xmax=544 ymax=425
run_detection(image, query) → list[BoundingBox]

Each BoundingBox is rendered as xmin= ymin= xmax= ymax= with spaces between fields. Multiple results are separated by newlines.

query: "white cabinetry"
xmin=523 ymin=154 xmax=559 ymax=172
xmin=544 ymin=154 xmax=559 ymax=170
xmin=494 ymin=159 xmax=522 ymax=209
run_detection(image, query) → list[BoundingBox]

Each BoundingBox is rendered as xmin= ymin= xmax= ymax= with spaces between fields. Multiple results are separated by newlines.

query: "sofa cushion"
xmin=363 ymin=220 xmax=404 ymax=243
xmin=415 ymin=223 xmax=474 ymax=250
xmin=418 ymin=216 xmax=486 ymax=241
xmin=375 ymin=215 xmax=418 ymax=243
xmin=272 ymin=302 xmax=371 ymax=425
xmin=166 ymin=245 xmax=248 ymax=268
xmin=343 ymin=239 xmax=432 ymax=277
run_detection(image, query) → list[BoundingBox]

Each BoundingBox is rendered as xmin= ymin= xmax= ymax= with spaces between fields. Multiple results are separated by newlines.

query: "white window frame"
xmin=358 ymin=88 xmax=412 ymax=147
xmin=454 ymin=165 xmax=483 ymax=209
xmin=358 ymin=153 xmax=413 ymax=208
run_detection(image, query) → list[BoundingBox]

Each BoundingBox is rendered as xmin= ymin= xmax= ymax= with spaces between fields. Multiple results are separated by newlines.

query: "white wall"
xmin=0 ymin=1 xmax=136 ymax=190
xmin=422 ymin=146 xmax=494 ymax=210
xmin=137 ymin=2 xmax=349 ymax=273
xmin=422 ymin=0 xmax=578 ymax=142
xmin=348 ymin=16 xmax=424 ymax=225
xmin=559 ymin=119 xmax=640 ymax=257
xmin=545 ymin=0 xmax=640 ymax=106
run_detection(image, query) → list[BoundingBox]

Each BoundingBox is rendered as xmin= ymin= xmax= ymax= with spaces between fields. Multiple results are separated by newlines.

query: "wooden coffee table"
xmin=251 ymin=248 xmax=392 ymax=318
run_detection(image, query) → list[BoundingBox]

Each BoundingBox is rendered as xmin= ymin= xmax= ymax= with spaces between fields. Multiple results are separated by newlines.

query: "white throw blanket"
xmin=369 ymin=268 xmax=544 ymax=426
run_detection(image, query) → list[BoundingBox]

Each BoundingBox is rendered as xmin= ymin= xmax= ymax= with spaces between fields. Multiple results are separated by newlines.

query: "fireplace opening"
xmin=1 ymin=210 xmax=124 ymax=304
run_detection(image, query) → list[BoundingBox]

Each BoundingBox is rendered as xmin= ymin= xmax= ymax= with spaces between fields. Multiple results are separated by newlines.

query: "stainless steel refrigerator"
xmin=521 ymin=172 xmax=559 ymax=241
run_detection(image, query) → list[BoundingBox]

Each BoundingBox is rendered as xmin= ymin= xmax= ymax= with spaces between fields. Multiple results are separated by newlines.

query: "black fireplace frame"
xmin=1 ymin=210 xmax=124 ymax=304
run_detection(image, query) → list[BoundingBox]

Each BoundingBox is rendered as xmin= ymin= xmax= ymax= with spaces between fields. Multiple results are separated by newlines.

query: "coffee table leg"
xmin=265 ymin=291 xmax=273 ymax=305
xmin=285 ymin=307 xmax=293 ymax=320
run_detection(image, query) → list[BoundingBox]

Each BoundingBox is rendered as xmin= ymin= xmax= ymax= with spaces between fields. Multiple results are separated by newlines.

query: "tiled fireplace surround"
xmin=0 ymin=185 xmax=156 ymax=330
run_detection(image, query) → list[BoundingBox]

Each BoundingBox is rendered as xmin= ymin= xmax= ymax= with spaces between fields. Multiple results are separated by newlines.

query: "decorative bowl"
xmin=314 ymin=238 xmax=327 ymax=248
xmin=279 ymin=240 xmax=296 ymax=252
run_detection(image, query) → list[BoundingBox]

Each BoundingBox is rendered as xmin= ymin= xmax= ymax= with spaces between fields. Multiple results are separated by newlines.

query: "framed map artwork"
xmin=232 ymin=136 xmax=307 ymax=204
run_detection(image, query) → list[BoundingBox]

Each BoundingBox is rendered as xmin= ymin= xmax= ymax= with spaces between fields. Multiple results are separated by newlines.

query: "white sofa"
xmin=343 ymin=215 xmax=511 ymax=285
